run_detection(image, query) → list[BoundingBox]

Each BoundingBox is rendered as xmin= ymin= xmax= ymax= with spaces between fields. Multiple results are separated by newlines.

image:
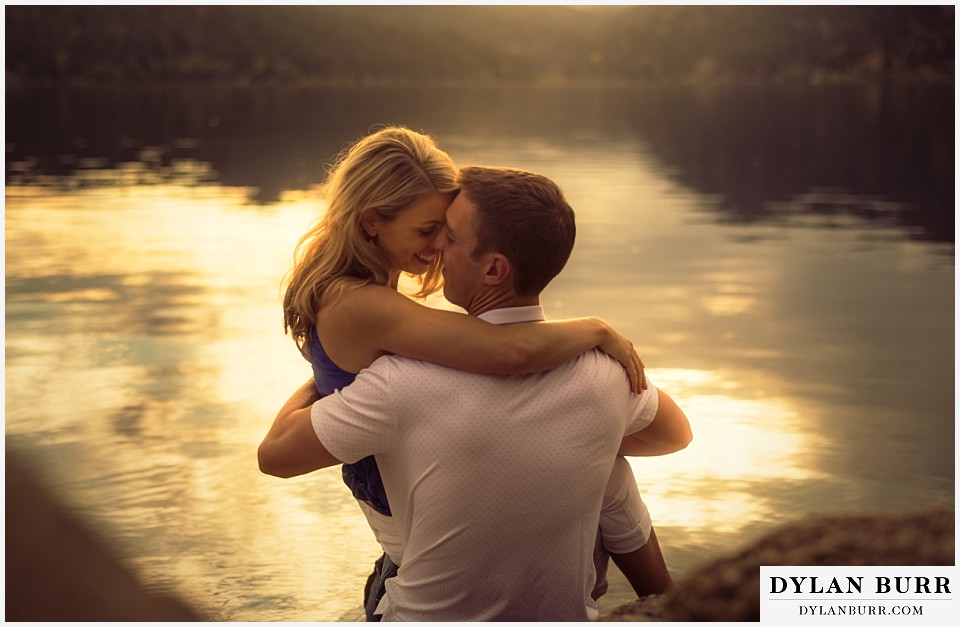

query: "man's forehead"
xmin=446 ymin=194 xmax=475 ymax=230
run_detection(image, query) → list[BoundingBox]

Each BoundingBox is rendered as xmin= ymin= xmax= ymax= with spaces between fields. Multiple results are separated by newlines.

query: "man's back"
xmin=313 ymin=347 xmax=659 ymax=621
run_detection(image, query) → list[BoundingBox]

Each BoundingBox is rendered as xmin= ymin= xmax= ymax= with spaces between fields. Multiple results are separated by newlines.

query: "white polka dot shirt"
xmin=312 ymin=306 xmax=659 ymax=621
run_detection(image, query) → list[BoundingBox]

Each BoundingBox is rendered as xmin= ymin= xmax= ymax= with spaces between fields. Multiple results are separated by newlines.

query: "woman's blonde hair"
xmin=282 ymin=126 xmax=457 ymax=350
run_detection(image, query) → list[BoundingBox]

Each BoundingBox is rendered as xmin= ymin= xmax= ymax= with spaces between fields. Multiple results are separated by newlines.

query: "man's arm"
xmin=618 ymin=388 xmax=692 ymax=456
xmin=258 ymin=378 xmax=343 ymax=478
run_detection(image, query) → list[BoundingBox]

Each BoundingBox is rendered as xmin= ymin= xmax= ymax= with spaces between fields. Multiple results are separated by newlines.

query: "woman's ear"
xmin=483 ymin=253 xmax=513 ymax=288
xmin=360 ymin=209 xmax=379 ymax=239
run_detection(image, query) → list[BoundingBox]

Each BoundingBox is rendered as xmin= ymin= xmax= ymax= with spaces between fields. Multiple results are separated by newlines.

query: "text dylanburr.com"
xmin=761 ymin=566 xmax=957 ymax=623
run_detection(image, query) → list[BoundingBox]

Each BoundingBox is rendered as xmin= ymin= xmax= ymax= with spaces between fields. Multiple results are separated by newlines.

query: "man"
xmin=259 ymin=166 xmax=692 ymax=621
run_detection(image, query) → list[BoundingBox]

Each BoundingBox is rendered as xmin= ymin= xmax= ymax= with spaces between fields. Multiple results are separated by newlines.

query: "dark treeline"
xmin=5 ymin=5 xmax=954 ymax=85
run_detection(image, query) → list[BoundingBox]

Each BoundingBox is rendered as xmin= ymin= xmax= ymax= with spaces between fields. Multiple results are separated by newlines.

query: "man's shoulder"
xmin=362 ymin=348 xmax=627 ymax=387
xmin=363 ymin=353 xmax=457 ymax=379
xmin=371 ymin=349 xmax=622 ymax=376
xmin=558 ymin=348 xmax=640 ymax=396
xmin=567 ymin=347 xmax=628 ymax=375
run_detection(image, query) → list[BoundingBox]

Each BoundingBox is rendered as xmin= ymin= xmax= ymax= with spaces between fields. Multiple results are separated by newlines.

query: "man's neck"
xmin=467 ymin=290 xmax=540 ymax=318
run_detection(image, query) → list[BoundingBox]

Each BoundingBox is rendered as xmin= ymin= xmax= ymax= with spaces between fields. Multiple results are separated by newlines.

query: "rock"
xmin=603 ymin=593 xmax=668 ymax=621
xmin=602 ymin=508 xmax=954 ymax=622
xmin=5 ymin=454 xmax=202 ymax=621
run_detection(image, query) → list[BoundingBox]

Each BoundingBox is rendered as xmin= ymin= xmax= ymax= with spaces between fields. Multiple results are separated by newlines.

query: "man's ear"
xmin=360 ymin=209 xmax=379 ymax=238
xmin=483 ymin=253 xmax=513 ymax=287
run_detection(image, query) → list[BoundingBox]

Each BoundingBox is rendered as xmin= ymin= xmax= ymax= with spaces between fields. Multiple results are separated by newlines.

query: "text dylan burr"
xmin=770 ymin=576 xmax=951 ymax=595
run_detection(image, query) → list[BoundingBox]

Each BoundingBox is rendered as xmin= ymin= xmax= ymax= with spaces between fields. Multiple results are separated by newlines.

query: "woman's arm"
xmin=333 ymin=285 xmax=646 ymax=393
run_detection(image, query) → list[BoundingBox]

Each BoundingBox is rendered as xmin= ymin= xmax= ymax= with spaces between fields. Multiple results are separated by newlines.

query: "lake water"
xmin=5 ymin=83 xmax=954 ymax=620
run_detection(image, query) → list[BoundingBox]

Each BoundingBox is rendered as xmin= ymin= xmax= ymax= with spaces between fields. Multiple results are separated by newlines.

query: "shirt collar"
xmin=476 ymin=305 xmax=546 ymax=326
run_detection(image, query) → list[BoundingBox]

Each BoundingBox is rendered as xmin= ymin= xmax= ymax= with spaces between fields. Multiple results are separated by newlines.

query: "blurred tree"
xmin=4 ymin=5 xmax=953 ymax=85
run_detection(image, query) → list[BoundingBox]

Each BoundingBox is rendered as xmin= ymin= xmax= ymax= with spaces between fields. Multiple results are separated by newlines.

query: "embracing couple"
xmin=258 ymin=126 xmax=692 ymax=621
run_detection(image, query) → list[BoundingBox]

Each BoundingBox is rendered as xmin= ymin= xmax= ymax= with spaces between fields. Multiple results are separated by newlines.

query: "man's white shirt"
xmin=311 ymin=305 xmax=659 ymax=621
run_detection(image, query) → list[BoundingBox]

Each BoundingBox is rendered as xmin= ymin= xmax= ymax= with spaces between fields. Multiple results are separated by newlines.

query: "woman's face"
xmin=370 ymin=192 xmax=453 ymax=277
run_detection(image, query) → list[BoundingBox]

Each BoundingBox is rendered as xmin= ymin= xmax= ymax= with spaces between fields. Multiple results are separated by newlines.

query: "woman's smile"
xmin=412 ymin=251 xmax=436 ymax=271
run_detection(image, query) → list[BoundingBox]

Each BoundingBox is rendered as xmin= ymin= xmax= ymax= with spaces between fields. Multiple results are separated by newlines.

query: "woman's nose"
xmin=432 ymin=227 xmax=447 ymax=250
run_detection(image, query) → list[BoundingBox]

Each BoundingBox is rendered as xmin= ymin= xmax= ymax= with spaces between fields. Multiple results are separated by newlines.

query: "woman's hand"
xmin=598 ymin=323 xmax=646 ymax=394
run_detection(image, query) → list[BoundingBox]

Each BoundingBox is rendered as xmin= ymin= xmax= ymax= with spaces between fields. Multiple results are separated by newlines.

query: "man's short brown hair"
xmin=456 ymin=166 xmax=576 ymax=296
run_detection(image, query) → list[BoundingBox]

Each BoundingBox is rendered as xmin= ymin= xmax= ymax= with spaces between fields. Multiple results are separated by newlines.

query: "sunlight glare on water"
xmin=631 ymin=367 xmax=831 ymax=536
xmin=6 ymin=181 xmax=386 ymax=620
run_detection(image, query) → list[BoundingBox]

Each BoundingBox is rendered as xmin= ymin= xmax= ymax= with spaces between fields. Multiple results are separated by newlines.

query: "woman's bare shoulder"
xmin=315 ymin=283 xmax=401 ymax=370
xmin=332 ymin=282 xmax=404 ymax=308
xmin=324 ymin=282 xmax=409 ymax=329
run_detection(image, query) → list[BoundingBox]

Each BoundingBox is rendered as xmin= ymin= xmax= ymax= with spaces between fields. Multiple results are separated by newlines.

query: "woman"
xmin=281 ymin=126 xmax=661 ymax=618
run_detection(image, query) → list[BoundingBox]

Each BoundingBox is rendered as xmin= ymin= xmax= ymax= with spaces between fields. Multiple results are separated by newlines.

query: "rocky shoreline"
xmin=602 ymin=508 xmax=954 ymax=622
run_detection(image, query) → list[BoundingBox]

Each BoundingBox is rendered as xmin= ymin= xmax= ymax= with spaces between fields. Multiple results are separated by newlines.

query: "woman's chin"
xmin=407 ymin=260 xmax=434 ymax=275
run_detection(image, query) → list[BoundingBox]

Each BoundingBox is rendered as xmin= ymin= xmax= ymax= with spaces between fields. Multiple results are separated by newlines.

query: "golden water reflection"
xmin=6 ymin=161 xmax=952 ymax=620
xmin=632 ymin=368 xmax=830 ymax=536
